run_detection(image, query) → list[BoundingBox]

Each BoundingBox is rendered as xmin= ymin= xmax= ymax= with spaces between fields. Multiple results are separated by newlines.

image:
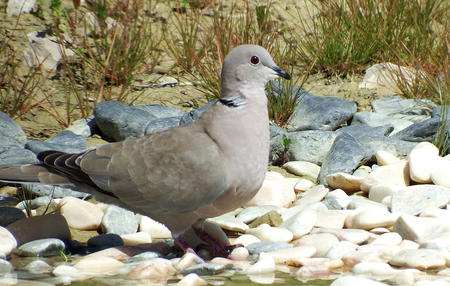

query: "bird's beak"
xmin=272 ymin=66 xmax=291 ymax=80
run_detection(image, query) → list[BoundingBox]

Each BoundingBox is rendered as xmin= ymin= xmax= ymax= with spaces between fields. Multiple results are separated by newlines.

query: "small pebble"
xmin=360 ymin=160 xmax=410 ymax=192
xmin=346 ymin=209 xmax=396 ymax=230
xmin=281 ymin=209 xmax=317 ymax=239
xmin=245 ymin=252 xmax=275 ymax=274
xmin=25 ymin=259 xmax=52 ymax=274
xmin=58 ymin=197 xmax=103 ymax=230
xmin=295 ymin=233 xmax=339 ymax=257
xmin=246 ymin=224 xmax=293 ymax=242
xmin=16 ymin=238 xmax=65 ymax=257
xmin=229 ymin=247 xmax=249 ymax=261
xmin=375 ymin=150 xmax=401 ymax=166
xmin=121 ymin=231 xmax=152 ymax=246
xmin=389 ymin=249 xmax=447 ymax=270
xmin=128 ymin=258 xmax=175 ymax=281
xmin=233 ymin=234 xmax=261 ymax=247
xmin=325 ymin=173 xmax=363 ymax=194
xmin=294 ymin=179 xmax=315 ymax=192
xmin=176 ymin=273 xmax=207 ymax=286
xmin=268 ymin=246 xmax=316 ymax=266
xmin=0 ymin=226 xmax=17 ymax=257
xmin=282 ymin=161 xmax=321 ymax=180
xmin=330 ymin=276 xmax=390 ymax=286
xmin=139 ymin=215 xmax=172 ymax=239
xmin=73 ymin=256 xmax=124 ymax=273
xmin=408 ymin=142 xmax=439 ymax=183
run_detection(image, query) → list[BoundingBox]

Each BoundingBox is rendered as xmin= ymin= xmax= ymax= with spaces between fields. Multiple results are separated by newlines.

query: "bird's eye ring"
xmin=250 ymin=56 xmax=259 ymax=65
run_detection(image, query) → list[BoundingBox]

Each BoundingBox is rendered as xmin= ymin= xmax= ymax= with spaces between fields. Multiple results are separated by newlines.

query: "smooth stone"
xmin=65 ymin=118 xmax=94 ymax=138
xmin=294 ymin=179 xmax=316 ymax=192
xmin=336 ymin=124 xmax=394 ymax=140
xmin=295 ymin=233 xmax=339 ymax=257
xmin=326 ymin=241 xmax=358 ymax=260
xmin=145 ymin=116 xmax=182 ymax=135
xmin=25 ymin=131 xmax=86 ymax=154
xmin=324 ymin=189 xmax=351 ymax=209
xmin=346 ymin=209 xmax=396 ymax=230
xmin=431 ymin=156 xmax=450 ymax=188
xmin=390 ymin=249 xmax=446 ymax=270
xmin=391 ymin=185 xmax=450 ymax=215
xmin=0 ymin=206 xmax=26 ymax=227
xmin=0 ymin=226 xmax=17 ymax=258
xmin=268 ymin=246 xmax=316 ymax=267
xmin=348 ymin=195 xmax=388 ymax=211
xmin=6 ymin=214 xmax=70 ymax=246
xmin=0 ymin=111 xmax=27 ymax=145
xmin=245 ymin=176 xmax=296 ymax=208
xmin=16 ymin=238 xmax=65 ymax=257
xmin=246 ymin=242 xmax=292 ymax=255
xmin=174 ymin=252 xmax=204 ymax=272
xmin=369 ymin=232 xmax=402 ymax=246
xmin=246 ymin=224 xmax=293 ymax=242
xmin=87 ymin=233 xmax=123 ymax=249
xmin=0 ymin=258 xmax=13 ymax=273
xmin=229 ymin=247 xmax=249 ymax=261
xmin=74 ymin=256 xmax=124 ymax=273
xmin=331 ymin=276 xmax=390 ymax=286
xmin=58 ymin=197 xmax=103 ymax=230
xmin=420 ymin=208 xmax=450 ymax=220
xmin=281 ymin=209 xmax=317 ymax=239
xmin=313 ymin=228 xmax=370 ymax=244
xmin=126 ymin=251 xmax=160 ymax=263
xmin=376 ymin=150 xmax=401 ymax=165
xmin=294 ymin=185 xmax=329 ymax=206
xmin=245 ymin=252 xmax=275 ymax=274
xmin=358 ymin=137 xmax=418 ymax=158
xmin=372 ymin=96 xmax=433 ymax=118
xmin=94 ymin=101 xmax=156 ymax=141
xmin=285 ymin=88 xmax=356 ymax=131
xmin=139 ymin=215 xmax=172 ymax=239
xmin=121 ymin=232 xmax=152 ymax=246
xmin=408 ymin=142 xmax=440 ymax=183
xmin=236 ymin=205 xmax=282 ymax=224
xmin=352 ymin=165 xmax=372 ymax=177
xmin=318 ymin=132 xmax=372 ymax=185
xmin=360 ymin=160 xmax=410 ymax=192
xmin=0 ymin=147 xmax=38 ymax=165
xmin=270 ymin=131 xmax=337 ymax=165
xmin=393 ymin=214 xmax=450 ymax=243
xmin=22 ymin=183 xmax=88 ymax=198
xmin=233 ymin=234 xmax=261 ymax=247
xmin=370 ymin=228 xmax=391 ymax=234
xmin=282 ymin=202 xmax=327 ymax=222
xmin=393 ymin=117 xmax=441 ymax=142
xmin=182 ymin=262 xmax=228 ymax=276
xmin=325 ymin=173 xmax=363 ymax=194
xmin=282 ymin=161 xmax=320 ymax=180
xmin=315 ymin=210 xmax=348 ymax=229
xmin=353 ymin=261 xmax=398 ymax=277
xmin=136 ymin=104 xmax=185 ymax=119
xmin=352 ymin=111 xmax=413 ymax=135
xmin=368 ymin=184 xmax=405 ymax=203
xmin=25 ymin=260 xmax=52 ymax=274
xmin=101 ymin=205 xmax=138 ymax=235
xmin=53 ymin=265 xmax=86 ymax=279
xmin=176 ymin=273 xmax=207 ymax=286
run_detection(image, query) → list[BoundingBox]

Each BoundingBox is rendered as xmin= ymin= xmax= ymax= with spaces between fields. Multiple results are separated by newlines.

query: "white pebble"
xmin=245 ymin=253 xmax=275 ymax=274
xmin=121 ymin=231 xmax=152 ymax=246
xmin=326 ymin=241 xmax=358 ymax=260
xmin=431 ymin=156 xmax=450 ymax=188
xmin=73 ymin=256 xmax=123 ymax=273
xmin=229 ymin=247 xmax=249 ymax=261
xmin=282 ymin=161 xmax=321 ymax=180
xmin=233 ymin=234 xmax=261 ymax=247
xmin=140 ymin=215 xmax=172 ymax=239
xmin=360 ymin=160 xmax=410 ymax=192
xmin=331 ymin=276 xmax=390 ymax=286
xmin=376 ymin=150 xmax=401 ymax=166
xmin=353 ymin=261 xmax=398 ymax=277
xmin=295 ymin=233 xmax=339 ymax=257
xmin=408 ymin=142 xmax=439 ymax=183
xmin=369 ymin=232 xmax=402 ymax=246
xmin=244 ymin=176 xmax=296 ymax=208
xmin=390 ymin=249 xmax=446 ymax=270
xmin=368 ymin=184 xmax=405 ymax=203
xmin=325 ymin=189 xmax=351 ymax=209
xmin=281 ymin=209 xmax=317 ymax=239
xmin=325 ymin=172 xmax=362 ymax=194
xmin=315 ymin=210 xmax=348 ymax=229
xmin=268 ymin=246 xmax=316 ymax=266
xmin=0 ymin=226 xmax=17 ymax=257
xmin=346 ymin=209 xmax=396 ymax=230
xmin=246 ymin=224 xmax=293 ymax=242
xmin=294 ymin=185 xmax=329 ymax=206
xmin=58 ymin=197 xmax=104 ymax=230
xmin=294 ymin=179 xmax=316 ymax=192
xmin=176 ymin=273 xmax=207 ymax=286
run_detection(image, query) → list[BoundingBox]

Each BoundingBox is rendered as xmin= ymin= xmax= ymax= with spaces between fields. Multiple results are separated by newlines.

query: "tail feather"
xmin=0 ymin=165 xmax=69 ymax=184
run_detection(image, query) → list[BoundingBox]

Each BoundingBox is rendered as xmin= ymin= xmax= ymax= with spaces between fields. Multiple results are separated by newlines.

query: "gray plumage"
xmin=0 ymin=45 xmax=290 ymax=238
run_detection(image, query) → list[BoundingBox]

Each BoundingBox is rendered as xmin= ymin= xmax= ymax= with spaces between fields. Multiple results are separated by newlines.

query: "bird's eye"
xmin=250 ymin=56 xmax=259 ymax=65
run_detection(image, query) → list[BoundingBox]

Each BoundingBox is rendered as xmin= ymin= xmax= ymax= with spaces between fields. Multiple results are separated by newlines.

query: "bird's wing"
xmin=78 ymin=125 xmax=228 ymax=215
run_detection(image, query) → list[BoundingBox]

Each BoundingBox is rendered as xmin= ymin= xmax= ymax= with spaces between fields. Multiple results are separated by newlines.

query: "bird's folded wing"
xmin=79 ymin=126 xmax=228 ymax=215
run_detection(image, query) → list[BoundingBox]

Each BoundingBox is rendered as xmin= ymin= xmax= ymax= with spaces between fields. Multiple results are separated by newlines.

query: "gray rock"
xmin=269 ymin=123 xmax=286 ymax=138
xmin=64 ymin=117 xmax=96 ymax=138
xmin=135 ymin=104 xmax=185 ymax=118
xmin=26 ymin=131 xmax=86 ymax=154
xmin=16 ymin=238 xmax=65 ymax=257
xmin=179 ymin=100 xmax=218 ymax=125
xmin=22 ymin=183 xmax=89 ymax=198
xmin=87 ymin=233 xmax=123 ymax=248
xmin=246 ymin=242 xmax=292 ymax=254
xmin=0 ymin=259 xmax=13 ymax=274
xmin=0 ymin=206 xmax=26 ymax=227
xmin=372 ymin=96 xmax=434 ymax=118
xmin=126 ymin=251 xmax=161 ymax=263
xmin=392 ymin=117 xmax=442 ymax=142
xmin=94 ymin=101 xmax=156 ymax=141
xmin=358 ymin=137 xmax=418 ymax=158
xmin=101 ymin=205 xmax=138 ymax=235
xmin=318 ymin=133 xmax=372 ymax=185
xmin=336 ymin=124 xmax=394 ymax=139
xmin=0 ymin=146 xmax=38 ymax=165
xmin=182 ymin=262 xmax=229 ymax=275
xmin=282 ymin=130 xmax=337 ymax=165
xmin=432 ymin=105 xmax=450 ymax=119
xmin=391 ymin=185 xmax=450 ymax=215
xmin=351 ymin=112 xmax=413 ymax=135
xmin=144 ymin=116 xmax=181 ymax=135
xmin=287 ymin=91 xmax=357 ymax=131
xmin=0 ymin=196 xmax=20 ymax=207
xmin=0 ymin=111 xmax=27 ymax=146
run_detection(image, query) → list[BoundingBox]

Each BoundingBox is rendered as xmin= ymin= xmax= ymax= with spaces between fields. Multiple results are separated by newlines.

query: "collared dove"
xmin=0 ymin=44 xmax=290 ymax=256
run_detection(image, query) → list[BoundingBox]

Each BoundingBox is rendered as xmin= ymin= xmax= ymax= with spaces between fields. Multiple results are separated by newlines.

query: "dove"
xmin=0 ymin=44 xmax=290 ymax=256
